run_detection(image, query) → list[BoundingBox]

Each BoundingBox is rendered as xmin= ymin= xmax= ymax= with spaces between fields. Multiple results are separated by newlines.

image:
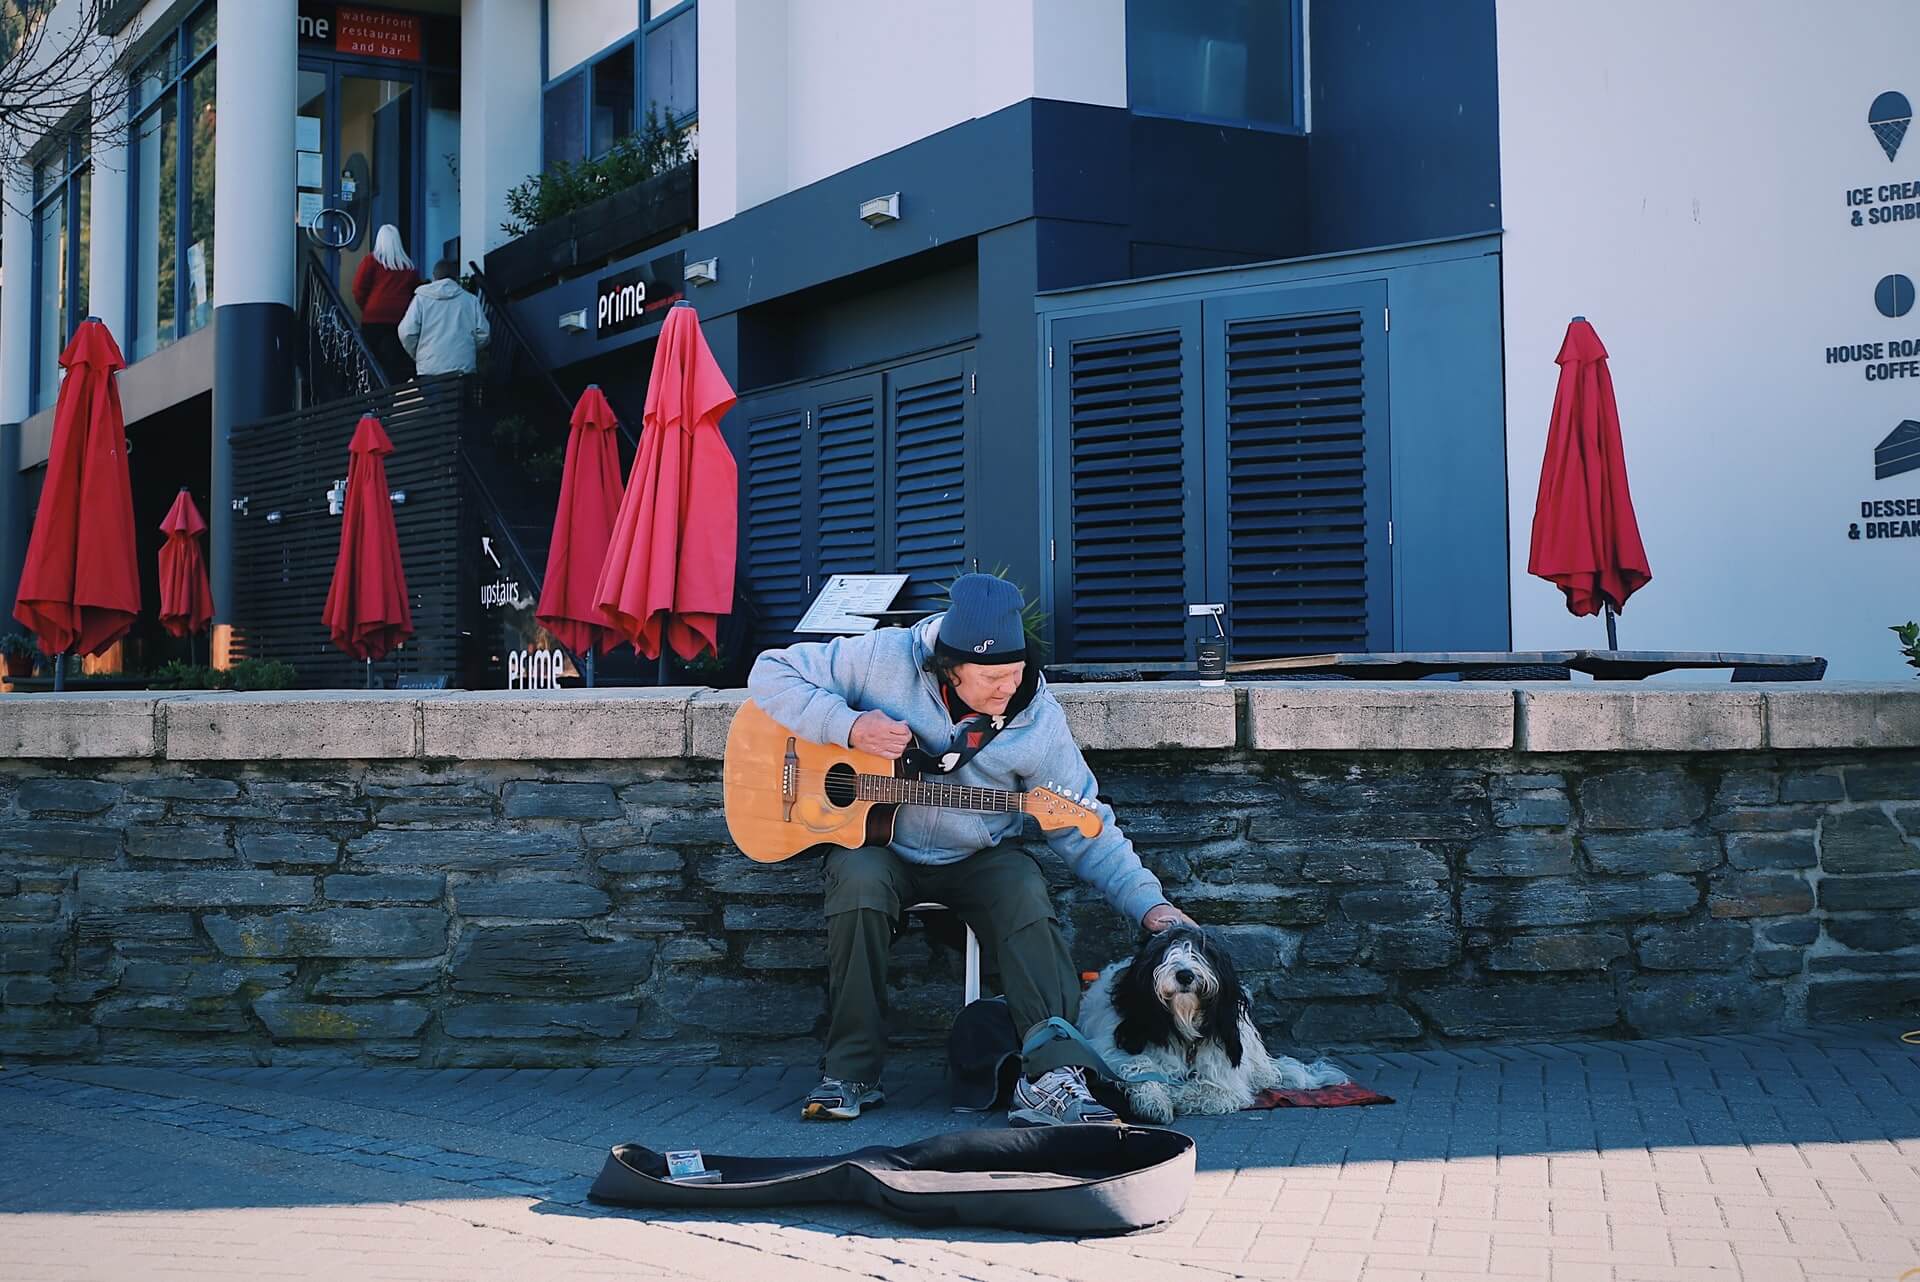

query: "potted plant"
xmin=1894 ymin=621 xmax=1920 ymax=675
xmin=0 ymin=632 xmax=42 ymax=686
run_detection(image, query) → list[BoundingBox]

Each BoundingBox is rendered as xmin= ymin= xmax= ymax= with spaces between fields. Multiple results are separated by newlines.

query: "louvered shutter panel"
xmin=889 ymin=358 xmax=968 ymax=613
xmin=1061 ymin=325 xmax=1196 ymax=662
xmin=813 ymin=389 xmax=881 ymax=576
xmin=741 ymin=401 xmax=807 ymax=648
xmin=1223 ymin=311 xmax=1372 ymax=657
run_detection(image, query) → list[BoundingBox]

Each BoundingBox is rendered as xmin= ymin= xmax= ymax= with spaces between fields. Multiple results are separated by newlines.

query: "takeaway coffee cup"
xmin=1196 ymin=636 xmax=1227 ymax=685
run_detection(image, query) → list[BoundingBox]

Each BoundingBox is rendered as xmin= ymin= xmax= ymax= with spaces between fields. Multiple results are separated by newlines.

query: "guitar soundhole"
xmin=824 ymin=763 xmax=859 ymax=808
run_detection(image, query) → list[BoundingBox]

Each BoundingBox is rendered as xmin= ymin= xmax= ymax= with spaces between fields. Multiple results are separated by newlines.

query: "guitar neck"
xmin=857 ymin=774 xmax=1025 ymax=814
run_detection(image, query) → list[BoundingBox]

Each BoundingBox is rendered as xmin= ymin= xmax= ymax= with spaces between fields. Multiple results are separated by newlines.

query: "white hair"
xmin=372 ymin=224 xmax=413 ymax=272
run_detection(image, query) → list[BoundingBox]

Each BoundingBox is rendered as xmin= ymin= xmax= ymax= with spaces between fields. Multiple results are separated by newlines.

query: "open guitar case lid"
xmin=588 ymin=1124 xmax=1196 ymax=1236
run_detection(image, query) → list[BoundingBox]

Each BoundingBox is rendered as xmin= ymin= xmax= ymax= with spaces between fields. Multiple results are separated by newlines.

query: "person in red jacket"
xmin=352 ymin=224 xmax=419 ymax=379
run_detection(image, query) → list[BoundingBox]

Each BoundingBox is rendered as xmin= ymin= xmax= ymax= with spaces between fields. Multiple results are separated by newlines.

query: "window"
xmin=32 ymin=125 xmax=88 ymax=411
xmin=129 ymin=4 xmax=215 ymax=362
xmin=542 ymin=0 xmax=696 ymax=172
xmin=1127 ymin=0 xmax=1301 ymax=132
xmin=644 ymin=4 xmax=695 ymax=124
xmin=589 ymin=42 xmax=634 ymax=157
xmin=542 ymin=73 xmax=586 ymax=169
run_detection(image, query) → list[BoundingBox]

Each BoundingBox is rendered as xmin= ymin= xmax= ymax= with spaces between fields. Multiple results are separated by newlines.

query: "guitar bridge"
xmin=781 ymin=738 xmax=798 ymax=822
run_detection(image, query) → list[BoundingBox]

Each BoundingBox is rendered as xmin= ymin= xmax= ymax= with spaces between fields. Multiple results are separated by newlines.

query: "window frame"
xmin=540 ymin=0 xmax=696 ymax=173
xmin=30 ymin=121 xmax=90 ymax=412
xmin=125 ymin=0 xmax=217 ymax=363
xmin=1124 ymin=0 xmax=1306 ymax=136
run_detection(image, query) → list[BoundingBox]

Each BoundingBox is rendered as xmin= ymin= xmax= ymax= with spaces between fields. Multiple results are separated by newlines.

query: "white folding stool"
xmin=905 ymin=902 xmax=982 ymax=1005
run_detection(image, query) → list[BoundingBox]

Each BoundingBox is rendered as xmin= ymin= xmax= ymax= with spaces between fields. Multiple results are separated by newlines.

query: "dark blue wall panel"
xmin=1307 ymin=0 xmax=1501 ymax=254
xmin=1036 ymin=236 xmax=1510 ymax=655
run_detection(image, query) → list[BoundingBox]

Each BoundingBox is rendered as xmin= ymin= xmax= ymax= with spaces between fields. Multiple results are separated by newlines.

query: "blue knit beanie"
xmin=935 ymin=574 xmax=1027 ymax=666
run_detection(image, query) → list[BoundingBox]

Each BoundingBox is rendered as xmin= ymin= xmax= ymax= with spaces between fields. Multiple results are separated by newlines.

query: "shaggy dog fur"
xmin=1077 ymin=926 xmax=1348 ymax=1122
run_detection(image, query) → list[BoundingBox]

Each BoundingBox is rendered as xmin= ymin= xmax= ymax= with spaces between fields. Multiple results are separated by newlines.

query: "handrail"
xmin=298 ymin=244 xmax=391 ymax=396
xmin=467 ymin=261 xmax=642 ymax=453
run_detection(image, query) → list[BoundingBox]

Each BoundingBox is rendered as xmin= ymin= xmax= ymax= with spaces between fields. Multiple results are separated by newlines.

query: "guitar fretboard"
xmin=856 ymin=775 xmax=1024 ymax=813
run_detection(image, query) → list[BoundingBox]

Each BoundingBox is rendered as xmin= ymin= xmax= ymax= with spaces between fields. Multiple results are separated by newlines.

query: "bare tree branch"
xmin=0 ymin=0 xmax=136 ymax=213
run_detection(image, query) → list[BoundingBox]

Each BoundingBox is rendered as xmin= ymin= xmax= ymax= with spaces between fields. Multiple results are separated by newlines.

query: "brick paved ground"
xmin=4 ymin=1023 xmax=1919 ymax=1281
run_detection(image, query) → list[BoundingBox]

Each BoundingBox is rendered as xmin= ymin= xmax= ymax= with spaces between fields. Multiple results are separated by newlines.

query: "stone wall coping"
xmin=0 ymin=681 xmax=1915 ymax=759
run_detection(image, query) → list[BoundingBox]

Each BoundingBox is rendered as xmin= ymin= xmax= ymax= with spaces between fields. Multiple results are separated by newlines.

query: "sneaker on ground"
xmin=801 ymin=1076 xmax=884 ymax=1121
xmin=1007 ymin=1066 xmax=1120 ymax=1128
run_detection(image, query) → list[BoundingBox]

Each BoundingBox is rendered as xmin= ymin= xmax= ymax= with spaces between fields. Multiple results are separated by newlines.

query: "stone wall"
xmin=1 ymin=684 xmax=1917 ymax=1066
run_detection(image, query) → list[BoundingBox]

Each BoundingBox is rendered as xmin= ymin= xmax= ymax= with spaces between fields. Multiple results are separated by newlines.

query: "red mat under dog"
xmin=1249 ymin=1082 xmax=1394 ymax=1109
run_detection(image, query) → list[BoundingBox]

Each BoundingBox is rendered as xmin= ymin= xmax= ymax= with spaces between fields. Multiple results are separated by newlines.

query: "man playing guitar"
xmin=747 ymin=573 xmax=1196 ymax=1127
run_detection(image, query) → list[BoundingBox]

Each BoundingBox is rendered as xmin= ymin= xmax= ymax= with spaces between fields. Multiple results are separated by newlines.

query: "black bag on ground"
xmin=587 ymin=1125 xmax=1196 ymax=1236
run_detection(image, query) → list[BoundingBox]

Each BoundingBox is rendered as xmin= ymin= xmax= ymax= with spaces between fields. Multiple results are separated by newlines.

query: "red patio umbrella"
xmin=536 ymin=386 xmax=626 ymax=664
xmin=321 ymin=414 xmax=413 ymax=666
xmin=12 ymin=319 xmax=140 ymax=665
xmin=594 ymin=304 xmax=739 ymax=663
xmin=1527 ymin=317 xmax=1652 ymax=645
xmin=157 ymin=488 xmax=214 ymax=638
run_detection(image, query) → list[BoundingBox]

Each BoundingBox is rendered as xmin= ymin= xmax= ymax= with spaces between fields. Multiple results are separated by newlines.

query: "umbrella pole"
xmin=584 ymin=648 xmax=595 ymax=689
xmin=1604 ymin=604 xmax=1619 ymax=651
xmin=365 ymin=657 xmax=373 ymax=690
xmin=52 ymin=652 xmax=65 ymax=692
xmin=657 ymin=650 xmax=669 ymax=687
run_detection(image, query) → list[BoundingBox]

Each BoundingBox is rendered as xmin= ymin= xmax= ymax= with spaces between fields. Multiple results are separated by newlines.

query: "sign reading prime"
xmin=595 ymin=253 xmax=685 ymax=339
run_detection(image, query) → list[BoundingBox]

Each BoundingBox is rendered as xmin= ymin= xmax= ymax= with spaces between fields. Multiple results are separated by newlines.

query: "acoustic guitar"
xmin=722 ymin=699 xmax=1103 ymax=863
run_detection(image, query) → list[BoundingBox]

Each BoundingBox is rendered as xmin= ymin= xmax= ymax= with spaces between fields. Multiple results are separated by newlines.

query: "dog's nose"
xmin=1175 ymin=968 xmax=1194 ymax=987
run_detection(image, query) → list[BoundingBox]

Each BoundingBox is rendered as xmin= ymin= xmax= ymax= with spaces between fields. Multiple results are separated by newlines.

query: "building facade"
xmin=0 ymin=1 xmax=1914 ymax=683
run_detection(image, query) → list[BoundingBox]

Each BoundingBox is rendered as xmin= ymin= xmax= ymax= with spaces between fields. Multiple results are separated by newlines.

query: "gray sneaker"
xmin=802 ymin=1076 xmax=884 ymax=1121
xmin=1008 ymin=1066 xmax=1120 ymax=1128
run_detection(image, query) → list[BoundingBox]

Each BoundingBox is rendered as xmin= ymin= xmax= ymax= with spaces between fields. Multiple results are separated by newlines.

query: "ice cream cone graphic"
xmin=1870 ymin=91 xmax=1911 ymax=162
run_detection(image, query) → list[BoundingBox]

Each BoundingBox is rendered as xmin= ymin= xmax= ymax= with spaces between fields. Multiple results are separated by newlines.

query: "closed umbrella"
xmin=1527 ymin=317 xmax=1652 ymax=647
xmin=321 ymin=414 xmax=413 ymax=678
xmin=594 ymin=304 xmax=738 ymax=664
xmin=536 ymin=385 xmax=626 ymax=680
xmin=157 ymin=488 xmax=214 ymax=640
xmin=13 ymin=318 xmax=140 ymax=684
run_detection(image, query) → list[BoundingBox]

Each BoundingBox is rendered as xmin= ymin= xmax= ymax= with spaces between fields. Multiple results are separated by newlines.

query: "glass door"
xmin=296 ymin=60 xmax=427 ymax=311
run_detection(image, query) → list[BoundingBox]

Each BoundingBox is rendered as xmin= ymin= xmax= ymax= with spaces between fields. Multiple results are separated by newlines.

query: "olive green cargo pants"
xmin=822 ymin=843 xmax=1102 ymax=1087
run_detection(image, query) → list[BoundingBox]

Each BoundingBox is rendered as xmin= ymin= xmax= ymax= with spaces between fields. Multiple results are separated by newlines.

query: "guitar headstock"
xmin=1025 ymin=783 xmax=1103 ymax=838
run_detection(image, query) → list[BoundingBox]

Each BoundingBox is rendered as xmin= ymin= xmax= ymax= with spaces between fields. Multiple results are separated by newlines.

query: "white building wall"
xmin=1498 ymin=0 xmax=1920 ymax=678
xmin=697 ymin=0 xmax=1126 ymax=225
xmin=546 ymin=0 xmax=638 ymax=79
xmin=463 ymin=0 xmax=544 ymax=259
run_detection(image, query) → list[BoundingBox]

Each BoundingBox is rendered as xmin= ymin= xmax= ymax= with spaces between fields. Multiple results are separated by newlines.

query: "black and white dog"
xmin=1078 ymin=926 xmax=1348 ymax=1122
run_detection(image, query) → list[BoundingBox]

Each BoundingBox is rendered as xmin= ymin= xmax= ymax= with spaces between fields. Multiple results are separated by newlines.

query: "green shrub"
xmin=500 ymin=105 xmax=694 ymax=238
xmin=148 ymin=661 xmax=219 ymax=690
xmin=225 ymin=659 xmax=299 ymax=691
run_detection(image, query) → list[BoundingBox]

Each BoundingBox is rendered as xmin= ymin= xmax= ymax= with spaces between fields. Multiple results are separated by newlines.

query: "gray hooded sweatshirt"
xmin=746 ymin=613 xmax=1169 ymax=924
xmin=398 ymin=278 xmax=490 ymax=376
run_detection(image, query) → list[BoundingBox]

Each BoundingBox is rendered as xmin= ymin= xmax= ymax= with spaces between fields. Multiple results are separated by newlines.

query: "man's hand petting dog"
xmin=1141 ymin=903 xmax=1197 ymax=933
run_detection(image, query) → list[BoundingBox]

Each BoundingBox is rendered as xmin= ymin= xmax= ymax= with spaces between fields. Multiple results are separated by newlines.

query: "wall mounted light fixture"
xmin=684 ymin=257 xmax=718 ymax=286
xmin=859 ymin=193 xmax=901 ymax=226
xmin=558 ymin=308 xmax=589 ymax=333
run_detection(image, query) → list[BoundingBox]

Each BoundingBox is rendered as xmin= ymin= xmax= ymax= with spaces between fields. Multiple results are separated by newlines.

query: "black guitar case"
xmin=588 ymin=1124 xmax=1195 ymax=1236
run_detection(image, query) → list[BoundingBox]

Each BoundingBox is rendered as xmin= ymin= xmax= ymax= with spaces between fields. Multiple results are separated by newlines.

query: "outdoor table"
xmin=1224 ymin=650 xmax=1827 ymax=681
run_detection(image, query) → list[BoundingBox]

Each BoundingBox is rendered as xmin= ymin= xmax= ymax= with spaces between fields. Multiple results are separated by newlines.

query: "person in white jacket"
xmin=397 ymin=260 xmax=491 ymax=376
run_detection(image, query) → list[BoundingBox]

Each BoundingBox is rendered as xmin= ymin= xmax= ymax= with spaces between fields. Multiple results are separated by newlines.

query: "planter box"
xmin=485 ymin=160 xmax=698 ymax=299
